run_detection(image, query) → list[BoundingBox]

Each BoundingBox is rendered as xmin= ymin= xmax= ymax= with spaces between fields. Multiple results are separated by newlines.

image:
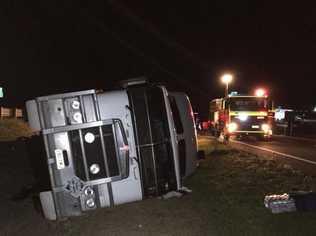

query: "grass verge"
xmin=0 ymin=119 xmax=33 ymax=141
xmin=191 ymin=136 xmax=316 ymax=235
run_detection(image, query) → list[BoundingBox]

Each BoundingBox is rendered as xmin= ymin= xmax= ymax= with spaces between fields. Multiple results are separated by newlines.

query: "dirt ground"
xmin=1 ymin=137 xmax=316 ymax=236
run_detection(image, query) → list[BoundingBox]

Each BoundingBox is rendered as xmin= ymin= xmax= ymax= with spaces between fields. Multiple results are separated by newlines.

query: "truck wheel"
xmin=40 ymin=191 xmax=57 ymax=220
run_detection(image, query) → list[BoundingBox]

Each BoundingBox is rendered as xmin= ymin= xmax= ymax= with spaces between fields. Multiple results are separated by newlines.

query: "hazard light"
xmin=255 ymin=88 xmax=266 ymax=97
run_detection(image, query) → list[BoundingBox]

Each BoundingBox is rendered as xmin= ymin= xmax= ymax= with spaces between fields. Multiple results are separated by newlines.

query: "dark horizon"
xmin=1 ymin=1 xmax=316 ymax=118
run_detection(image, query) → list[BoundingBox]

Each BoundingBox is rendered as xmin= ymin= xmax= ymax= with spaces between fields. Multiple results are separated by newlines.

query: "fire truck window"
xmin=230 ymin=98 xmax=267 ymax=111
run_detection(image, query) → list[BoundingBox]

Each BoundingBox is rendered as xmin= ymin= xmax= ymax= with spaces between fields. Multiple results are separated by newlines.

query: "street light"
xmin=221 ymin=74 xmax=233 ymax=97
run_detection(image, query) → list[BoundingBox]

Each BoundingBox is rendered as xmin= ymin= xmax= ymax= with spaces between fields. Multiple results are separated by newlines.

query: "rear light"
xmin=268 ymin=112 xmax=275 ymax=117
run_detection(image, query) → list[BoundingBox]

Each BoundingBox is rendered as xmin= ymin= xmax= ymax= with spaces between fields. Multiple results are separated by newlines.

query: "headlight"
xmin=84 ymin=132 xmax=95 ymax=143
xmin=73 ymin=112 xmax=82 ymax=123
xmin=261 ymin=124 xmax=270 ymax=133
xmin=71 ymin=100 xmax=80 ymax=110
xmin=84 ymin=187 xmax=94 ymax=196
xmin=90 ymin=163 xmax=100 ymax=175
xmin=238 ymin=114 xmax=248 ymax=122
xmin=227 ymin=122 xmax=238 ymax=133
xmin=86 ymin=198 xmax=95 ymax=208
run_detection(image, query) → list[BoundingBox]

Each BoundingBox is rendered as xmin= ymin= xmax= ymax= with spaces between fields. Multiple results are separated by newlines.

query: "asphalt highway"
xmin=234 ymin=135 xmax=316 ymax=165
xmin=202 ymin=134 xmax=316 ymax=175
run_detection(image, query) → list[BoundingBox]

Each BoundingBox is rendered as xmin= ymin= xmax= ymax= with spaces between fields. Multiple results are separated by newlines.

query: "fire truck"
xmin=209 ymin=90 xmax=273 ymax=141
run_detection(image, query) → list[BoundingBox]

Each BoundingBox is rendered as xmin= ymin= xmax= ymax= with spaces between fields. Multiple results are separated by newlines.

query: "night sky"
xmin=1 ymin=1 xmax=316 ymax=118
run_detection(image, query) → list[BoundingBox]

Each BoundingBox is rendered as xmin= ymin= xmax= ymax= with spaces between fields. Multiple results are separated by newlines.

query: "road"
xmin=201 ymin=133 xmax=316 ymax=174
xmin=229 ymin=135 xmax=316 ymax=175
xmin=236 ymin=136 xmax=316 ymax=163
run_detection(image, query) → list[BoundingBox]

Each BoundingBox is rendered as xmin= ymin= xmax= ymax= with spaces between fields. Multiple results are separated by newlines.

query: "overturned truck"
xmin=26 ymin=81 xmax=199 ymax=220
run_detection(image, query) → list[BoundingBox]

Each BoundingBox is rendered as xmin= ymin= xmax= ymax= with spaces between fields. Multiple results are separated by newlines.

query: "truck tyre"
xmin=40 ymin=191 xmax=57 ymax=220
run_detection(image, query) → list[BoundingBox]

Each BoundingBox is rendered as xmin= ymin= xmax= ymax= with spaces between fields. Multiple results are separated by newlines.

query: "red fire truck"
xmin=209 ymin=90 xmax=273 ymax=141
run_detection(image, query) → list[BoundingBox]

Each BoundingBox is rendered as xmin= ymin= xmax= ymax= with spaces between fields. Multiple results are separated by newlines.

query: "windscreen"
xmin=229 ymin=97 xmax=267 ymax=111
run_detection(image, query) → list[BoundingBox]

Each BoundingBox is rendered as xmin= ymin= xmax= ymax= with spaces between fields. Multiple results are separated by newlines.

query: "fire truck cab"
xmin=209 ymin=92 xmax=273 ymax=141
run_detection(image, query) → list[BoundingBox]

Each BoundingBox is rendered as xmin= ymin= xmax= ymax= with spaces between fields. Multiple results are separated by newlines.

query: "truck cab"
xmin=26 ymin=81 xmax=198 ymax=220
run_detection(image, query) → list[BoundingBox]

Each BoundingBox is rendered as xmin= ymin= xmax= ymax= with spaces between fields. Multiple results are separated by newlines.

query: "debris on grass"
xmin=161 ymin=191 xmax=183 ymax=200
xmin=264 ymin=191 xmax=316 ymax=214
xmin=264 ymin=193 xmax=297 ymax=214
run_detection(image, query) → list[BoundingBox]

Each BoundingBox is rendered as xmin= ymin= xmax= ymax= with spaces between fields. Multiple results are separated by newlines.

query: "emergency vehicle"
xmin=209 ymin=90 xmax=273 ymax=140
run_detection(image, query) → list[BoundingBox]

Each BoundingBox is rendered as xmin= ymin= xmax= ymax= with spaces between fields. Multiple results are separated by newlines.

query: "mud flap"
xmin=40 ymin=191 xmax=57 ymax=221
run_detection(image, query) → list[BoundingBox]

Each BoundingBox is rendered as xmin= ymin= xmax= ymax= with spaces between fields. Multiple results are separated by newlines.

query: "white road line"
xmin=231 ymin=140 xmax=316 ymax=165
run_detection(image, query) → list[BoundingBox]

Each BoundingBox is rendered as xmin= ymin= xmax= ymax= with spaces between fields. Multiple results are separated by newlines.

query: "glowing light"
xmin=227 ymin=122 xmax=238 ymax=133
xmin=221 ymin=74 xmax=233 ymax=84
xmin=255 ymin=88 xmax=266 ymax=97
xmin=261 ymin=124 xmax=270 ymax=133
xmin=238 ymin=113 xmax=248 ymax=122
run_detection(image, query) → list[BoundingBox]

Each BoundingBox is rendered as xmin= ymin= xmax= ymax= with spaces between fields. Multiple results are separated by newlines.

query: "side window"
xmin=168 ymin=96 xmax=184 ymax=134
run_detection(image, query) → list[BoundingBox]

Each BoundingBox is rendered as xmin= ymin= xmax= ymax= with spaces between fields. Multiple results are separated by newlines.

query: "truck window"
xmin=229 ymin=98 xmax=267 ymax=111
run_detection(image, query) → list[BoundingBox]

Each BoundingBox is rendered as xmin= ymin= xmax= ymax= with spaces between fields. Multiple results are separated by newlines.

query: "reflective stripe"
xmin=234 ymin=131 xmax=265 ymax=133
xmin=230 ymin=111 xmax=268 ymax=116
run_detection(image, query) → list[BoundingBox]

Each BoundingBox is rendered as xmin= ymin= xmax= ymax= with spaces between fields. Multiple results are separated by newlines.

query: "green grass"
xmin=0 ymin=119 xmax=33 ymax=141
xmin=190 ymin=136 xmax=316 ymax=235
